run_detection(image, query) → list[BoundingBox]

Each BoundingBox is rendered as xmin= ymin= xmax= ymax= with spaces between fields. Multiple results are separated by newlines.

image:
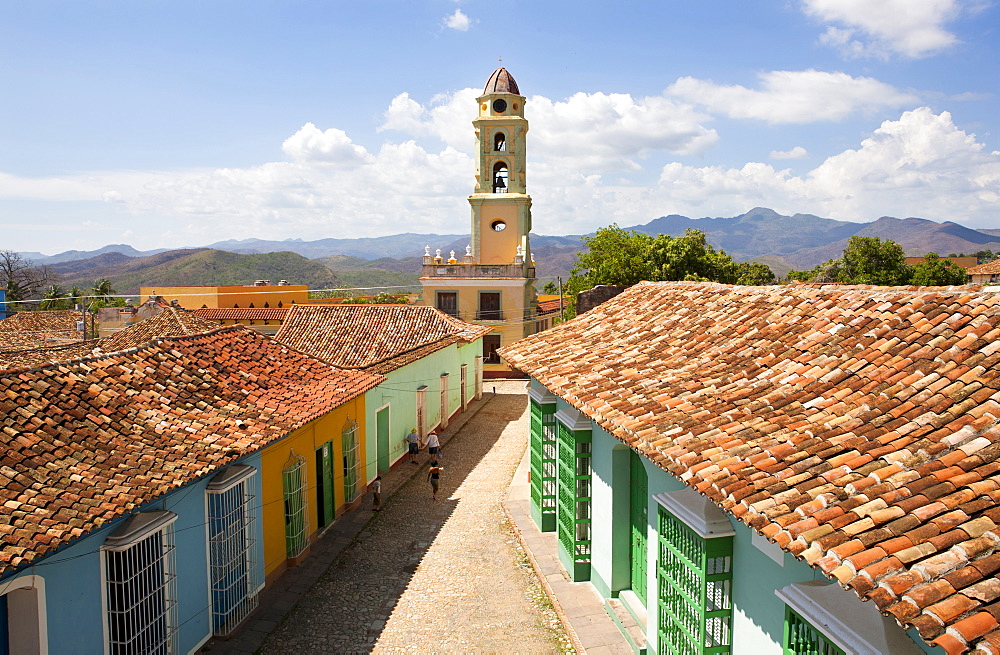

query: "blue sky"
xmin=2 ymin=0 xmax=999 ymax=254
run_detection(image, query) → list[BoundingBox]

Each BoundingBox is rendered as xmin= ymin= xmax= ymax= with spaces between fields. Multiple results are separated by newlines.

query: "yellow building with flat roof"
xmin=140 ymin=282 xmax=308 ymax=309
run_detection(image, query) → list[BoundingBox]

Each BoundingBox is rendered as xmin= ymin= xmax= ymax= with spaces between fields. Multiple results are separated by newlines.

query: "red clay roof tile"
xmin=275 ymin=304 xmax=491 ymax=373
xmin=498 ymin=281 xmax=1000 ymax=653
xmin=0 ymin=327 xmax=382 ymax=578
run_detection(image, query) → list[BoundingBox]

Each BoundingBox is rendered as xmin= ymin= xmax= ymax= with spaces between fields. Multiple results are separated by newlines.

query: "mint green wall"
xmin=533 ymin=379 xmax=930 ymax=655
xmin=728 ymin=518 xmax=824 ymax=653
xmin=363 ymin=339 xmax=480 ymax=480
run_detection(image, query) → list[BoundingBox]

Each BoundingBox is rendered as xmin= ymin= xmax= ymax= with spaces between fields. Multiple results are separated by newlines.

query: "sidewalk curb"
xmin=502 ymin=492 xmax=586 ymax=654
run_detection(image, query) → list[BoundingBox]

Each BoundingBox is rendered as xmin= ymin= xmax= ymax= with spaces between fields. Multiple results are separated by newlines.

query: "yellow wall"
xmin=258 ymin=395 xmax=367 ymax=578
xmin=140 ymin=285 xmax=309 ymax=309
xmin=478 ymin=206 xmax=520 ymax=264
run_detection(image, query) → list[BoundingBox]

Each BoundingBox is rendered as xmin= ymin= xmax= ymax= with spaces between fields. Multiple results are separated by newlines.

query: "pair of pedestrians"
xmin=404 ymin=428 xmax=443 ymax=464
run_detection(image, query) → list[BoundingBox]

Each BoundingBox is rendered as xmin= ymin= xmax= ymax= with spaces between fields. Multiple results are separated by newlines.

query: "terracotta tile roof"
xmin=499 ymin=281 xmax=1000 ymax=654
xmin=0 ymin=310 xmax=81 ymax=350
xmin=193 ymin=308 xmax=290 ymax=321
xmin=0 ymin=308 xmax=224 ymax=371
xmin=537 ymin=298 xmax=564 ymax=315
xmin=969 ymin=260 xmax=1000 ymax=275
xmin=0 ymin=342 xmax=100 ymax=370
xmin=0 ymin=326 xmax=382 ymax=577
xmin=275 ymin=304 xmax=492 ymax=374
xmin=100 ymin=307 xmax=222 ymax=352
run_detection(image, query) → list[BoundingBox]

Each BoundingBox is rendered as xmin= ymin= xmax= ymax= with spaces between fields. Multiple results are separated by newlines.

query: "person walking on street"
xmin=405 ymin=428 xmax=420 ymax=464
xmin=371 ymin=476 xmax=382 ymax=511
xmin=427 ymin=461 xmax=444 ymax=501
xmin=425 ymin=430 xmax=441 ymax=461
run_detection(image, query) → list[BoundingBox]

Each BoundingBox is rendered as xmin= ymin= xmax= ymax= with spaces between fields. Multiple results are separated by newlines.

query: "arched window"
xmin=492 ymin=162 xmax=508 ymax=193
xmin=494 ymin=132 xmax=506 ymax=151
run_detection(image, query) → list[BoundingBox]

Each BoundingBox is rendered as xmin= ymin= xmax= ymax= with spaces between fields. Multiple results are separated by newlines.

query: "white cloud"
xmin=666 ymin=70 xmax=919 ymax=123
xmin=379 ymin=89 xmax=480 ymax=150
xmin=281 ymin=123 xmax=374 ymax=165
xmin=2 ymin=97 xmax=998 ymax=251
xmin=648 ymin=107 xmax=1000 ymax=226
xmin=443 ymin=9 xmax=471 ymax=31
xmin=802 ymin=0 xmax=962 ymax=59
xmin=770 ymin=146 xmax=809 ymax=160
xmin=381 ymin=88 xmax=719 ymax=172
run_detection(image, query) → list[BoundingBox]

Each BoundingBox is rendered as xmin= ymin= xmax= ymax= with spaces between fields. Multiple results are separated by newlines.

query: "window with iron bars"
xmin=342 ymin=419 xmax=360 ymax=503
xmin=207 ymin=465 xmax=260 ymax=636
xmin=657 ymin=506 xmax=733 ymax=655
xmin=103 ymin=511 xmax=178 ymax=655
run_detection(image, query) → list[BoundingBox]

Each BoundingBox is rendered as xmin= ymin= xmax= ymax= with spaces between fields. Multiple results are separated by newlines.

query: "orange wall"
xmin=140 ymin=285 xmax=308 ymax=309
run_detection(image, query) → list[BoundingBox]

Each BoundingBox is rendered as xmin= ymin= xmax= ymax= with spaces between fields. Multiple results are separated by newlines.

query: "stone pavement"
xmin=505 ymin=446 xmax=633 ymax=654
xmin=204 ymin=380 xmax=631 ymax=653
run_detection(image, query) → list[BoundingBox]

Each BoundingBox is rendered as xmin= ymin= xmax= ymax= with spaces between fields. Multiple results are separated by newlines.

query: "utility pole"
xmin=557 ymin=276 xmax=564 ymax=320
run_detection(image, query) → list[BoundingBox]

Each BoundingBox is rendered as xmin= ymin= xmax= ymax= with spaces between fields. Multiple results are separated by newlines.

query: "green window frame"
xmin=655 ymin=490 xmax=735 ymax=655
xmin=528 ymin=387 xmax=558 ymax=532
xmin=783 ymin=606 xmax=846 ymax=655
xmin=342 ymin=418 xmax=360 ymax=504
xmin=282 ymin=451 xmax=309 ymax=558
xmin=556 ymin=408 xmax=592 ymax=581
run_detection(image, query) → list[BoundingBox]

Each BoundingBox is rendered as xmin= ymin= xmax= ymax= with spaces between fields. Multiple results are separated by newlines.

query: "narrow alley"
xmin=218 ymin=381 xmax=573 ymax=653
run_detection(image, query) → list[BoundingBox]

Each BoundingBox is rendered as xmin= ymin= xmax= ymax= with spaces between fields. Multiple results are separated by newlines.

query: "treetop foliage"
xmin=563 ymin=226 xmax=775 ymax=317
xmin=788 ymin=236 xmax=970 ymax=287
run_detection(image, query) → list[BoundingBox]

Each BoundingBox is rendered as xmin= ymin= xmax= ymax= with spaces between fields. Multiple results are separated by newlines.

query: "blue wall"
xmin=1 ymin=453 xmax=264 ymax=653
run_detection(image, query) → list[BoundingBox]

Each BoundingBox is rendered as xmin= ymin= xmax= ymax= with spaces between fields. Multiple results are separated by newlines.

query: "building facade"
xmin=140 ymin=282 xmax=308 ymax=309
xmin=501 ymin=281 xmax=1000 ymax=655
xmin=418 ymin=68 xmax=538 ymax=378
xmin=0 ymin=327 xmax=382 ymax=653
xmin=274 ymin=304 xmax=490 ymax=480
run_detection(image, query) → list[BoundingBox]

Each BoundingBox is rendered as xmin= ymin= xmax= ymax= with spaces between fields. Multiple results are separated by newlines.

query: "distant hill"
xmin=25 ymin=208 xmax=1000 ymax=282
xmin=20 ymin=244 xmax=168 ymax=265
xmin=782 ymin=216 xmax=1000 ymax=268
xmin=54 ymin=249 xmax=338 ymax=295
xmin=205 ymin=233 xmax=465 ymax=260
xmin=625 ymin=208 xmax=863 ymax=263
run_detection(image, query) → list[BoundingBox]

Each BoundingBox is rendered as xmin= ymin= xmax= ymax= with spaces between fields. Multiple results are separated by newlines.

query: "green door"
xmin=630 ymin=451 xmax=648 ymax=604
xmin=377 ymin=407 xmax=390 ymax=473
xmin=316 ymin=441 xmax=334 ymax=527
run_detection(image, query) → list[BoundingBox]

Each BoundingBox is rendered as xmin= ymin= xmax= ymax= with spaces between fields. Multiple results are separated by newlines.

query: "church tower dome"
xmin=483 ymin=67 xmax=520 ymax=95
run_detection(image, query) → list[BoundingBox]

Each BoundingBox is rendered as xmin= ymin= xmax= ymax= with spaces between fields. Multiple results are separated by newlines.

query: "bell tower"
xmin=418 ymin=67 xmax=538 ymax=378
xmin=470 ymin=68 xmax=531 ymax=267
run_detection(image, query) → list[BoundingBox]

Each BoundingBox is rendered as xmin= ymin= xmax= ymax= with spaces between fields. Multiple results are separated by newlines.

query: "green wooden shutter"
xmin=655 ymin=490 xmax=735 ymax=655
xmin=528 ymin=387 xmax=558 ymax=532
xmin=556 ymin=408 xmax=592 ymax=581
xmin=630 ymin=451 xmax=648 ymax=605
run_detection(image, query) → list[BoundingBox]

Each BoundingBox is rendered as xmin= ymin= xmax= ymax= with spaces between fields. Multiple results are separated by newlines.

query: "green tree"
xmin=735 ymin=261 xmax=777 ymax=286
xmin=541 ymin=281 xmax=558 ymax=295
xmin=838 ymin=236 xmax=909 ymax=285
xmin=910 ymin=253 xmax=969 ymax=286
xmin=92 ymin=278 xmax=116 ymax=301
xmin=563 ymin=226 xmax=773 ymax=318
xmin=40 ymin=284 xmax=71 ymax=310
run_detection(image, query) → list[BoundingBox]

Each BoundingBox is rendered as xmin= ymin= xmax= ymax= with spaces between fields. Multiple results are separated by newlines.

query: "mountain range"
xmin=16 ymin=208 xmax=1000 ymax=292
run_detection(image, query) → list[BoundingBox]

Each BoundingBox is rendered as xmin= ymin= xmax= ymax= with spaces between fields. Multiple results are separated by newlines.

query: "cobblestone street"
xmin=258 ymin=382 xmax=572 ymax=653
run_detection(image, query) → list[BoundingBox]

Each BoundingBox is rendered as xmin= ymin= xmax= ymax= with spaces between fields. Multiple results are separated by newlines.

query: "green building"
xmin=501 ymin=281 xmax=1000 ymax=654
